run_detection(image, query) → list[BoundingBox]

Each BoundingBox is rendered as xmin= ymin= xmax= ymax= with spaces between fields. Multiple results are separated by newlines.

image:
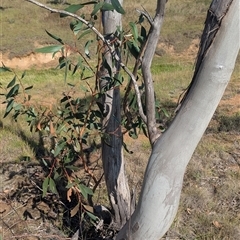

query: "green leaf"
xmin=91 ymin=2 xmax=103 ymax=16
xmin=140 ymin=26 xmax=147 ymax=39
xmin=0 ymin=66 xmax=11 ymax=73
xmin=82 ymin=1 xmax=98 ymax=5
xmin=114 ymin=72 xmax=124 ymax=85
xmin=126 ymin=41 xmax=139 ymax=59
xmin=45 ymin=30 xmax=64 ymax=44
xmin=70 ymin=21 xmax=83 ymax=35
xmin=79 ymin=183 xmax=93 ymax=200
xmin=102 ymin=2 xmax=115 ymax=11
xmin=84 ymin=40 xmax=93 ymax=58
xmin=13 ymin=103 xmax=22 ymax=111
xmin=60 ymin=4 xmax=84 ymax=18
xmin=53 ymin=171 xmax=60 ymax=181
xmin=4 ymin=98 xmax=14 ymax=117
xmin=132 ymin=39 xmax=140 ymax=52
xmin=162 ymin=107 xmax=170 ymax=118
xmin=111 ymin=0 xmax=125 ymax=14
xmin=54 ymin=141 xmax=66 ymax=157
xmin=129 ymin=22 xmax=138 ymax=41
xmin=138 ymin=14 xmax=145 ymax=24
xmin=78 ymin=29 xmax=92 ymax=40
xmin=35 ymin=45 xmax=63 ymax=54
xmin=42 ymin=177 xmax=49 ymax=197
xmin=65 ymin=165 xmax=79 ymax=171
xmin=66 ymin=182 xmax=76 ymax=189
xmin=24 ymin=85 xmax=33 ymax=91
xmin=49 ymin=177 xmax=58 ymax=195
xmin=96 ymin=101 xmax=104 ymax=115
xmin=21 ymin=71 xmax=26 ymax=79
xmin=6 ymin=84 xmax=19 ymax=99
xmin=86 ymin=211 xmax=98 ymax=221
xmin=7 ymin=76 xmax=16 ymax=88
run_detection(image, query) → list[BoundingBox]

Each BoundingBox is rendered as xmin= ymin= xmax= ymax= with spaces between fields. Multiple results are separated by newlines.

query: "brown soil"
xmin=0 ymin=52 xmax=59 ymax=70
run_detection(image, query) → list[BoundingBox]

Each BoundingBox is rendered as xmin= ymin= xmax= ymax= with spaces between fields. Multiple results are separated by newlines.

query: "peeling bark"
xmin=101 ymin=0 xmax=132 ymax=229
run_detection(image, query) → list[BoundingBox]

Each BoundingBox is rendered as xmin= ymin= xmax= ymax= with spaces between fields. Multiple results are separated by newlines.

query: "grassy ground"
xmin=1 ymin=0 xmax=240 ymax=239
xmin=1 ymin=0 xmax=210 ymax=57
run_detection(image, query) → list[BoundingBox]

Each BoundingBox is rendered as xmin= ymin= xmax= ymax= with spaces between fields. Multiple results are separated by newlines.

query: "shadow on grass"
xmin=218 ymin=113 xmax=240 ymax=132
xmin=0 ymin=116 xmax=101 ymax=168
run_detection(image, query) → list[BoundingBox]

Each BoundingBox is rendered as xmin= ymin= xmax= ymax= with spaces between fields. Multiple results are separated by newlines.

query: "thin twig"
xmin=136 ymin=6 xmax=153 ymax=25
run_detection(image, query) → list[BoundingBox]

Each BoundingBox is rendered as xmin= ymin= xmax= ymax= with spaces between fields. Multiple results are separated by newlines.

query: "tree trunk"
xmin=116 ymin=0 xmax=239 ymax=239
xmin=101 ymin=0 xmax=132 ymax=229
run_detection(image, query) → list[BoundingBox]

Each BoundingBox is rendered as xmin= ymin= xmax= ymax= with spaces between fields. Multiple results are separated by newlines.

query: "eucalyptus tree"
xmin=7 ymin=0 xmax=240 ymax=239
xmin=100 ymin=0 xmax=132 ymax=229
xmin=117 ymin=0 xmax=239 ymax=239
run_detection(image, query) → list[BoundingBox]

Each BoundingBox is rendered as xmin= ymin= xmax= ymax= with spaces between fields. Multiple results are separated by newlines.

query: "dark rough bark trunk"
xmin=100 ymin=0 xmax=132 ymax=229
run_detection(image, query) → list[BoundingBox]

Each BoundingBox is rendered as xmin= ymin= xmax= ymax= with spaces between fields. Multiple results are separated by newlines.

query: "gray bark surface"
xmin=142 ymin=0 xmax=168 ymax=146
xmin=116 ymin=0 xmax=239 ymax=239
xmin=180 ymin=0 xmax=234 ymax=104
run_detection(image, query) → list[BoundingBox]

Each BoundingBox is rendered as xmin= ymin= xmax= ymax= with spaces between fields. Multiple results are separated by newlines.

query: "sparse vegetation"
xmin=218 ymin=113 xmax=240 ymax=132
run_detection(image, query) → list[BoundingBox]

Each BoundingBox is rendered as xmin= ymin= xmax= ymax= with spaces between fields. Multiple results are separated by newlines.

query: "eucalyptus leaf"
xmin=111 ymin=0 xmax=125 ymax=14
xmin=6 ymin=84 xmax=19 ymax=99
xmin=91 ymin=2 xmax=103 ymax=16
xmin=102 ymin=2 xmax=115 ymax=11
xmin=7 ymin=76 xmax=16 ymax=88
xmin=129 ymin=22 xmax=138 ymax=41
xmin=54 ymin=141 xmax=66 ymax=157
xmin=25 ymin=85 xmax=33 ymax=91
xmin=42 ymin=177 xmax=50 ymax=197
xmin=5 ymin=99 xmax=14 ymax=116
xmin=0 ymin=66 xmax=11 ymax=72
xmin=79 ymin=183 xmax=93 ymax=200
xmin=84 ymin=40 xmax=93 ymax=58
xmin=60 ymin=4 xmax=84 ymax=18
xmin=49 ymin=178 xmax=58 ymax=195
xmin=86 ymin=211 xmax=98 ymax=221
xmin=35 ymin=45 xmax=63 ymax=54
xmin=45 ymin=30 xmax=64 ymax=44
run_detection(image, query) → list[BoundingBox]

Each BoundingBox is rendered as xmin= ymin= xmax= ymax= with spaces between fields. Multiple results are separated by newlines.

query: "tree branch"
xmin=24 ymin=0 xmax=147 ymax=123
xmin=177 ymin=0 xmax=234 ymax=107
xmin=141 ymin=0 xmax=167 ymax=145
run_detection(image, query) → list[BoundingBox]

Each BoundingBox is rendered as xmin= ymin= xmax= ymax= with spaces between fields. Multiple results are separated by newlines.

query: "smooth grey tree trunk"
xmin=116 ymin=0 xmax=239 ymax=239
xmin=101 ymin=0 xmax=132 ymax=229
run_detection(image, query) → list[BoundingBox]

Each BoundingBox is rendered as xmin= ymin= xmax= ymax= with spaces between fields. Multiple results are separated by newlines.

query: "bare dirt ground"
xmin=0 ymin=52 xmax=59 ymax=70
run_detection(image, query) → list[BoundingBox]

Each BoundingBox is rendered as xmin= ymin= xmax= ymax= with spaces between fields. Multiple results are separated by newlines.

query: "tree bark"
xmin=116 ymin=0 xmax=239 ymax=239
xmin=101 ymin=0 xmax=132 ymax=229
xmin=142 ymin=0 xmax=167 ymax=146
